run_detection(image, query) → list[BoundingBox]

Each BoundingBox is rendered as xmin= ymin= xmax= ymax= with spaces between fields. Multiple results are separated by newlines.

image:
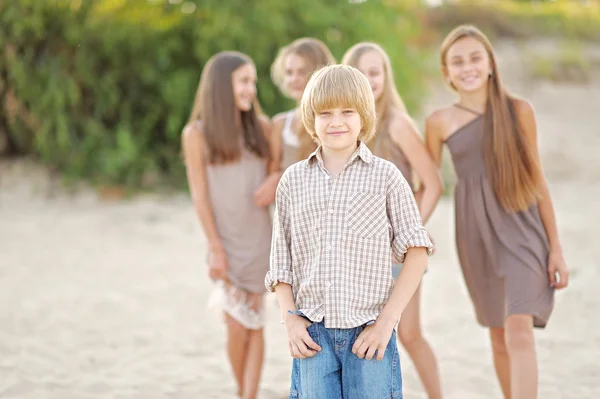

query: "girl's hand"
xmin=254 ymin=172 xmax=281 ymax=207
xmin=284 ymin=314 xmax=321 ymax=359
xmin=548 ymin=249 xmax=569 ymax=289
xmin=208 ymin=249 xmax=228 ymax=281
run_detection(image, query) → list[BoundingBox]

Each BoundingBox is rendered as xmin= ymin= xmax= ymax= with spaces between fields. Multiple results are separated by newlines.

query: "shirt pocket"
xmin=346 ymin=192 xmax=388 ymax=239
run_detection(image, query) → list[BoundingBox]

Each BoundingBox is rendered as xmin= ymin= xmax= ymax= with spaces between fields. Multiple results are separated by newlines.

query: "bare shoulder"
xmin=182 ymin=120 xmax=203 ymax=144
xmin=258 ymin=114 xmax=272 ymax=130
xmin=425 ymin=106 xmax=455 ymax=139
xmin=388 ymin=108 xmax=414 ymax=132
xmin=513 ymin=97 xmax=535 ymax=118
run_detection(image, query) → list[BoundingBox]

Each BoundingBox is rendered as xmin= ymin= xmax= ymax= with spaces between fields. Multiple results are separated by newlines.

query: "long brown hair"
xmin=271 ymin=38 xmax=335 ymax=159
xmin=440 ymin=25 xmax=543 ymax=213
xmin=188 ymin=51 xmax=270 ymax=164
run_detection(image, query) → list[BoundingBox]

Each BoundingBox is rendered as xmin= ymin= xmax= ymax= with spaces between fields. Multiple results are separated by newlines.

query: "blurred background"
xmin=1 ymin=0 xmax=599 ymax=398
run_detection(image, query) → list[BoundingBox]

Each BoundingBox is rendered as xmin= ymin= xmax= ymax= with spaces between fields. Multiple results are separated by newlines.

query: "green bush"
xmin=0 ymin=0 xmax=428 ymax=190
xmin=423 ymin=0 xmax=600 ymax=41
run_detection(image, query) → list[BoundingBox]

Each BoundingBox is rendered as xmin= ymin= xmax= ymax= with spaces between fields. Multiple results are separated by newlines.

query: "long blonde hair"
xmin=342 ymin=42 xmax=419 ymax=163
xmin=187 ymin=51 xmax=270 ymax=164
xmin=271 ymin=38 xmax=335 ymax=159
xmin=342 ymin=42 xmax=408 ymax=135
xmin=441 ymin=25 xmax=543 ymax=212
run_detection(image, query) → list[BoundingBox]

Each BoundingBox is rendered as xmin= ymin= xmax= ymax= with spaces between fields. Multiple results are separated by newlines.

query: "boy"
xmin=265 ymin=65 xmax=433 ymax=398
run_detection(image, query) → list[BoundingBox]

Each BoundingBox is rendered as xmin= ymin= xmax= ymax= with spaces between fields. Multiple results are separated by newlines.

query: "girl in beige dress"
xmin=269 ymin=38 xmax=336 ymax=174
xmin=181 ymin=51 xmax=278 ymax=399
xmin=425 ymin=25 xmax=570 ymax=399
xmin=343 ymin=42 xmax=444 ymax=399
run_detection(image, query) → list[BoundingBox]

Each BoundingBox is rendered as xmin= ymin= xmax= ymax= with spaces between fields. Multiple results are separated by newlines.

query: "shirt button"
xmin=326 ymin=282 xmax=331 ymax=288
xmin=328 ymin=209 xmax=334 ymax=214
xmin=327 ymin=244 xmax=332 ymax=250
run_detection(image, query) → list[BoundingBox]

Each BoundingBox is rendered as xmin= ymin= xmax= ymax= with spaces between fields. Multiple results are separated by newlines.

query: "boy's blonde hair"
xmin=300 ymin=65 xmax=377 ymax=144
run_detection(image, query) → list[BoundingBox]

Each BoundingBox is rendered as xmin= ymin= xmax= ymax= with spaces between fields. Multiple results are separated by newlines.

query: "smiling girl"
xmin=182 ymin=51 xmax=276 ymax=399
xmin=425 ymin=25 xmax=569 ymax=399
xmin=343 ymin=42 xmax=443 ymax=399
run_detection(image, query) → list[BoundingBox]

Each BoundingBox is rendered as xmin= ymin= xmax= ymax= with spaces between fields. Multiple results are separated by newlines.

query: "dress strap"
xmin=453 ymin=103 xmax=484 ymax=116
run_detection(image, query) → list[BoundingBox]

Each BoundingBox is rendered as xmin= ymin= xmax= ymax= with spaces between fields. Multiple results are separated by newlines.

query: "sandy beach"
xmin=1 ymin=39 xmax=599 ymax=398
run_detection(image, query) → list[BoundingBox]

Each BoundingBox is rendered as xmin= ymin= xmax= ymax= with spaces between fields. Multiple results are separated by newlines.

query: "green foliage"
xmin=0 ymin=0 xmax=428 ymax=190
xmin=423 ymin=0 xmax=600 ymax=41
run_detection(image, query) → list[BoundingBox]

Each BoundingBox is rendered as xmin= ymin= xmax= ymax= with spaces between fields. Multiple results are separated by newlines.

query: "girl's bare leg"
xmin=505 ymin=314 xmax=537 ymax=399
xmin=242 ymin=328 xmax=264 ymax=399
xmin=490 ymin=327 xmax=511 ymax=398
xmin=225 ymin=314 xmax=250 ymax=396
xmin=398 ymin=285 xmax=442 ymax=399
xmin=240 ymin=292 xmax=265 ymax=399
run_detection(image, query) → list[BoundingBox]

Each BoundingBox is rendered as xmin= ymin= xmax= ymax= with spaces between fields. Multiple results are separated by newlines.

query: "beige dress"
xmin=445 ymin=113 xmax=554 ymax=328
xmin=205 ymin=147 xmax=272 ymax=329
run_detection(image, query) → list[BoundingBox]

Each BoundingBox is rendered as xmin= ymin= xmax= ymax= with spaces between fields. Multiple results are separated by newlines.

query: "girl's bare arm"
xmin=182 ymin=122 xmax=223 ymax=253
xmin=390 ymin=112 xmax=443 ymax=224
xmin=516 ymin=99 xmax=569 ymax=288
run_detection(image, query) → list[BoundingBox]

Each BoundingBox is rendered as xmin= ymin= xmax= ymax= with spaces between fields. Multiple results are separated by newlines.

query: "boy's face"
xmin=314 ymin=107 xmax=362 ymax=153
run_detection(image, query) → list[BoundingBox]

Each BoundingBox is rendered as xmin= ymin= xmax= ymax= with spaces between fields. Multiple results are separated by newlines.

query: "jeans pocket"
xmin=306 ymin=321 xmax=320 ymax=348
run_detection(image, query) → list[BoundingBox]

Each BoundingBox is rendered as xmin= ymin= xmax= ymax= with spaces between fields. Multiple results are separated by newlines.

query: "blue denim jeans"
xmin=289 ymin=319 xmax=403 ymax=398
xmin=392 ymin=263 xmax=403 ymax=279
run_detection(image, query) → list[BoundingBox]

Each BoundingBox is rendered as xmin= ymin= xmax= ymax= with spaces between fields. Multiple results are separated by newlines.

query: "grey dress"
xmin=445 ymin=113 xmax=554 ymax=328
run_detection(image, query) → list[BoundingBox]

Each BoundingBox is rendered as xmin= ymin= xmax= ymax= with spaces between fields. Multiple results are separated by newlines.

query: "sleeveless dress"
xmin=205 ymin=146 xmax=273 ymax=330
xmin=445 ymin=112 xmax=554 ymax=328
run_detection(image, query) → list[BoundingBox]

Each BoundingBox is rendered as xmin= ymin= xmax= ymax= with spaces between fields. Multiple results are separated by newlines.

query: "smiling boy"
xmin=265 ymin=64 xmax=434 ymax=398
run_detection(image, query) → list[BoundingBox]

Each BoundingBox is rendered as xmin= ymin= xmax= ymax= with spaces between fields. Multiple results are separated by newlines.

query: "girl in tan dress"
xmin=269 ymin=38 xmax=336 ymax=173
xmin=181 ymin=51 xmax=278 ymax=399
xmin=425 ymin=25 xmax=570 ymax=399
xmin=343 ymin=42 xmax=444 ymax=399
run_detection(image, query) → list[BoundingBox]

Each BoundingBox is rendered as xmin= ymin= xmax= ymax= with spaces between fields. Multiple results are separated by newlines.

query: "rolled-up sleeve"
xmin=265 ymin=172 xmax=293 ymax=292
xmin=386 ymin=168 xmax=434 ymax=263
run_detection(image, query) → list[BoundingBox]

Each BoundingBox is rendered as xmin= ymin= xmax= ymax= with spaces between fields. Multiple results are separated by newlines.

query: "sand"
xmin=1 ymin=39 xmax=599 ymax=398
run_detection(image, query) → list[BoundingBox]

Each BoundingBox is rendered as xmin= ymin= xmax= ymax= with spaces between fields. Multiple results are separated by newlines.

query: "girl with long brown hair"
xmin=182 ymin=51 xmax=277 ymax=399
xmin=425 ymin=25 xmax=569 ymax=399
xmin=269 ymin=38 xmax=336 ymax=170
xmin=343 ymin=42 xmax=444 ymax=399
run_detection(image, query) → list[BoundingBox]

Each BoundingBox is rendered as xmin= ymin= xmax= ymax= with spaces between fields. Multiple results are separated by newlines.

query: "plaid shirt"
xmin=265 ymin=142 xmax=433 ymax=329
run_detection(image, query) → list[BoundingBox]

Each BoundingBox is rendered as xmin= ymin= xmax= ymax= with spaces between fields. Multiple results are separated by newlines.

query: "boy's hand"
xmin=284 ymin=314 xmax=322 ymax=359
xmin=352 ymin=321 xmax=394 ymax=361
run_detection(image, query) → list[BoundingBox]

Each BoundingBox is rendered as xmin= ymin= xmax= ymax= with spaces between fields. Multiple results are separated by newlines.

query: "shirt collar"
xmin=306 ymin=141 xmax=373 ymax=168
